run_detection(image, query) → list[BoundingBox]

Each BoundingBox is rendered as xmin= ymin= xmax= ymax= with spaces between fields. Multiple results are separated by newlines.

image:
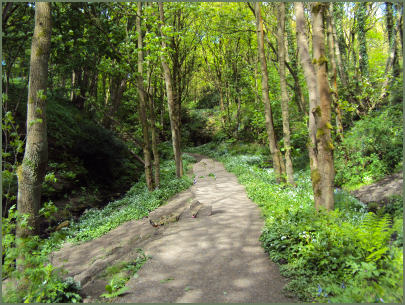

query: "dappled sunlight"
xmin=116 ymin=157 xmax=293 ymax=303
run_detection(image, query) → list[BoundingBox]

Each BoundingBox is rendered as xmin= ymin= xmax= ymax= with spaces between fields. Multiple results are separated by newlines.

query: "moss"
xmin=313 ymin=106 xmax=321 ymax=117
xmin=16 ymin=165 xmax=23 ymax=181
xmin=311 ymin=168 xmax=321 ymax=186
xmin=316 ymin=128 xmax=324 ymax=139
xmin=326 ymin=122 xmax=333 ymax=129
xmin=317 ymin=56 xmax=328 ymax=65
xmin=328 ymin=140 xmax=335 ymax=151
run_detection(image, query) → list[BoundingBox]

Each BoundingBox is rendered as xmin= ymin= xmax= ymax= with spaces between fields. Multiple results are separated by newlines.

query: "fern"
xmin=356 ymin=213 xmax=392 ymax=262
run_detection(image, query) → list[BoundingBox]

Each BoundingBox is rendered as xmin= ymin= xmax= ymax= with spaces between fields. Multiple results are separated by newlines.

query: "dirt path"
xmin=51 ymin=155 xmax=294 ymax=303
xmin=116 ymin=155 xmax=293 ymax=303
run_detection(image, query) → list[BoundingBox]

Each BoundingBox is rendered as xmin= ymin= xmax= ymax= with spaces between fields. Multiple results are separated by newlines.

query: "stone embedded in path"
xmin=148 ymin=194 xmax=192 ymax=227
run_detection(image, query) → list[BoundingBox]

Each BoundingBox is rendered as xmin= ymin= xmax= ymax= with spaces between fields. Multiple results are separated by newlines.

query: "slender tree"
xmin=380 ymin=4 xmax=402 ymax=100
xmin=254 ymin=2 xmax=285 ymax=183
xmin=159 ymin=2 xmax=183 ymax=177
xmin=311 ymin=2 xmax=335 ymax=210
xmin=137 ymin=2 xmax=153 ymax=190
xmin=17 ymin=2 xmax=52 ymax=237
xmin=277 ymin=2 xmax=295 ymax=185
xmin=357 ymin=2 xmax=369 ymax=78
xmin=294 ymin=2 xmax=321 ymax=208
xmin=295 ymin=2 xmax=335 ymax=210
xmin=326 ymin=3 xmax=344 ymax=141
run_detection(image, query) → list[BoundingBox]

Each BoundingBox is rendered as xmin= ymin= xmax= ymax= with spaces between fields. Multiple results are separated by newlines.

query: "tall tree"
xmin=17 ymin=2 xmax=52 ymax=237
xmin=311 ymin=2 xmax=335 ymax=210
xmin=380 ymin=3 xmax=403 ymax=100
xmin=254 ymin=2 xmax=285 ymax=183
xmin=357 ymin=2 xmax=369 ymax=78
xmin=326 ymin=3 xmax=344 ymax=141
xmin=277 ymin=2 xmax=294 ymax=185
xmin=137 ymin=2 xmax=153 ymax=190
xmin=158 ymin=2 xmax=183 ymax=177
xmin=295 ymin=2 xmax=334 ymax=210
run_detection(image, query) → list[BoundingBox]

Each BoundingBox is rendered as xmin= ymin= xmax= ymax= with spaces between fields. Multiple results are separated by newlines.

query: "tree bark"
xmin=254 ymin=2 xmax=285 ymax=183
xmin=146 ymin=51 xmax=161 ymax=189
xmin=294 ymin=2 xmax=321 ymax=209
xmin=357 ymin=2 xmax=369 ymax=78
xmin=312 ymin=2 xmax=335 ymax=210
xmin=327 ymin=3 xmax=344 ymax=141
xmin=137 ymin=2 xmax=153 ymax=190
xmin=17 ymin=2 xmax=51 ymax=238
xmin=159 ymin=2 xmax=183 ymax=178
xmin=277 ymin=3 xmax=295 ymax=186
xmin=148 ymin=89 xmax=160 ymax=188
xmin=380 ymin=7 xmax=402 ymax=100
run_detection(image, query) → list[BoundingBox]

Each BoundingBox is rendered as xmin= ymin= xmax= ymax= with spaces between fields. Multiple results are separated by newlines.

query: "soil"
xmin=50 ymin=155 xmax=296 ymax=303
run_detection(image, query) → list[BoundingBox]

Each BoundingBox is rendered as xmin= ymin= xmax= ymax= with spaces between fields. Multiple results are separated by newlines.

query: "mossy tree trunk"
xmin=295 ymin=2 xmax=322 ymax=208
xmin=326 ymin=3 xmax=344 ymax=141
xmin=17 ymin=2 xmax=52 ymax=238
xmin=254 ymin=2 xmax=285 ymax=183
xmin=311 ymin=2 xmax=335 ymax=211
xmin=277 ymin=2 xmax=295 ymax=186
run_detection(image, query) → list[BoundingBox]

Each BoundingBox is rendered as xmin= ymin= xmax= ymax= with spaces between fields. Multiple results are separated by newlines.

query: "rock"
xmin=148 ymin=193 xmax=191 ymax=226
xmin=196 ymin=204 xmax=212 ymax=217
xmin=189 ymin=200 xmax=202 ymax=217
xmin=351 ymin=172 xmax=403 ymax=204
xmin=55 ymin=220 xmax=70 ymax=231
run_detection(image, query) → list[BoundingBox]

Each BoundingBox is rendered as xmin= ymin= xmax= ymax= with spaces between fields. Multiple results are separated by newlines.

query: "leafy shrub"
xmin=334 ymin=104 xmax=403 ymax=189
xmin=2 ymin=206 xmax=82 ymax=303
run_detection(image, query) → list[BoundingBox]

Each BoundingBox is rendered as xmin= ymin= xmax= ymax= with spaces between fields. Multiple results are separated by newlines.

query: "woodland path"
xmin=51 ymin=155 xmax=294 ymax=303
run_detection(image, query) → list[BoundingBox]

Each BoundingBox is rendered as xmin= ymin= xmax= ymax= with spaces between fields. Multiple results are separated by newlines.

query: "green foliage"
xmin=100 ymin=249 xmax=149 ymax=299
xmin=334 ymin=104 xmax=403 ymax=188
xmin=189 ymin=143 xmax=403 ymax=303
xmin=2 ymin=109 xmax=24 ymax=216
xmin=2 ymin=207 xmax=82 ymax=303
xmin=47 ymin=96 xmax=141 ymax=192
xmin=39 ymin=201 xmax=58 ymax=220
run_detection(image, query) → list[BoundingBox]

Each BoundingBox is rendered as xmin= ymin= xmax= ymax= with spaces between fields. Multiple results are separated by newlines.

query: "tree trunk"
xmin=70 ymin=69 xmax=76 ymax=103
xmin=380 ymin=10 xmax=402 ymax=100
xmin=312 ymin=2 xmax=335 ymax=210
xmin=137 ymin=2 xmax=153 ymax=190
xmin=327 ymin=3 xmax=344 ymax=141
xmin=149 ymin=88 xmax=160 ymax=188
xmin=17 ymin=2 xmax=51 ymax=238
xmin=277 ymin=2 xmax=295 ymax=185
xmin=146 ymin=51 xmax=161 ymax=189
xmin=159 ymin=2 xmax=183 ymax=178
xmin=254 ymin=2 xmax=285 ymax=183
xmin=357 ymin=2 xmax=369 ymax=78
xmin=294 ymin=2 xmax=321 ymax=208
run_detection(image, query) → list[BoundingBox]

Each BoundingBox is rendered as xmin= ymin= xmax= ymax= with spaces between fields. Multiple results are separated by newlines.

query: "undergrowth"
xmin=187 ymin=142 xmax=403 ymax=303
xmin=100 ymin=249 xmax=150 ymax=299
